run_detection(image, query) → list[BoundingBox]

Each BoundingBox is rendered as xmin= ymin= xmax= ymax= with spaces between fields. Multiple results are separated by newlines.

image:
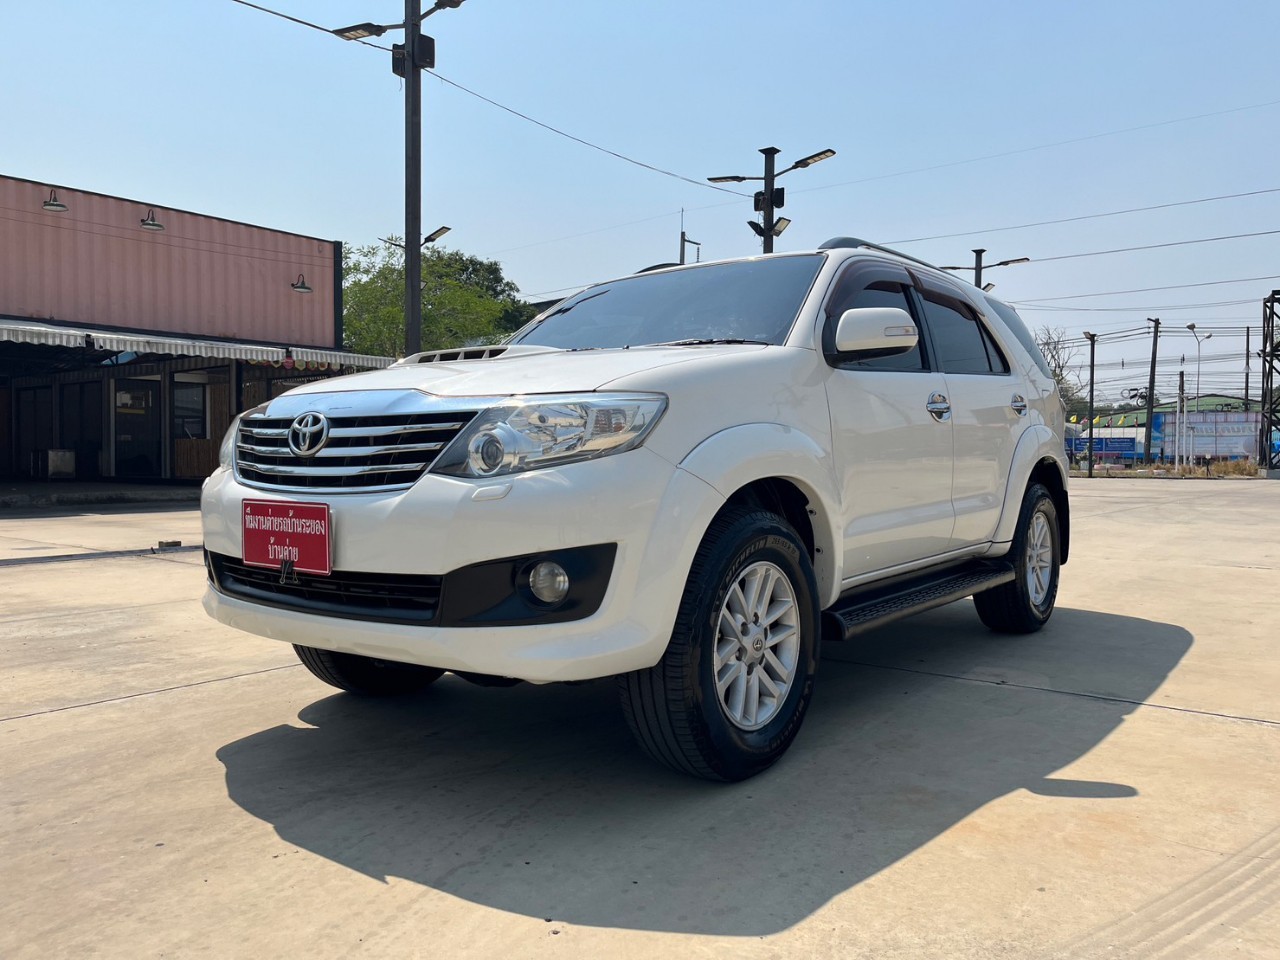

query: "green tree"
xmin=341 ymin=239 xmax=537 ymax=357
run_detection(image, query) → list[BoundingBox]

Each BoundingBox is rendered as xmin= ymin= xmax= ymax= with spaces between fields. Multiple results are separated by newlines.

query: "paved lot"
xmin=2 ymin=479 xmax=1278 ymax=958
xmin=0 ymin=503 xmax=203 ymax=561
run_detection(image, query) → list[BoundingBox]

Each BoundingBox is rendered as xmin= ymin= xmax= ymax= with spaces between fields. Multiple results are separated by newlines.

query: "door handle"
xmin=926 ymin=392 xmax=951 ymax=422
xmin=1010 ymin=394 xmax=1028 ymax=416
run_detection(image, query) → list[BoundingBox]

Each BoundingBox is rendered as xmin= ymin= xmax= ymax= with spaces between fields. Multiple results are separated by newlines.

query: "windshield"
xmin=512 ymin=255 xmax=826 ymax=350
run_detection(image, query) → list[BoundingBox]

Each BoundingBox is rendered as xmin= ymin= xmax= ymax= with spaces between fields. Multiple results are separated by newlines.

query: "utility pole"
xmin=1178 ymin=369 xmax=1185 ymax=469
xmin=973 ymin=249 xmax=986 ymax=290
xmin=1144 ymin=317 xmax=1160 ymax=463
xmin=1085 ymin=331 xmax=1097 ymax=478
xmin=1245 ymin=326 xmax=1251 ymax=411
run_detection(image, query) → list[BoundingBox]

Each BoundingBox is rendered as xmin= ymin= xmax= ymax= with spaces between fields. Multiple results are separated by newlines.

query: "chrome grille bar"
xmin=233 ymin=400 xmax=478 ymax=493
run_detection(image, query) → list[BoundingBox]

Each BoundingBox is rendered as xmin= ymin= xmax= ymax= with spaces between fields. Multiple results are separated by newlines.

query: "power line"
xmin=1017 ymin=299 xmax=1257 ymax=313
xmin=223 ymin=0 xmax=745 ymax=198
xmin=887 ymin=187 xmax=1280 ymax=245
xmin=794 ymin=99 xmax=1280 ymax=196
xmin=1014 ymin=276 xmax=1280 ymax=303
xmin=226 ymin=0 xmax=389 ymax=50
xmin=1026 ymin=229 xmax=1280 ymax=265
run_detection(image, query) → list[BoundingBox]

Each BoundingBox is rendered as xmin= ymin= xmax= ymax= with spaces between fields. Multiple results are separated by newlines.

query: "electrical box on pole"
xmin=391 ymin=33 xmax=435 ymax=77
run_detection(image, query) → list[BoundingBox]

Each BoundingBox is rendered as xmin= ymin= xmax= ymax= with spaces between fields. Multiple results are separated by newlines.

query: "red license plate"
xmin=242 ymin=500 xmax=331 ymax=576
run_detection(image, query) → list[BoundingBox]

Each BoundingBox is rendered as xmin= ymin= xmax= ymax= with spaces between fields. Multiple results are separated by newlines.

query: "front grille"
xmin=208 ymin=551 xmax=442 ymax=625
xmin=235 ymin=410 xmax=475 ymax=492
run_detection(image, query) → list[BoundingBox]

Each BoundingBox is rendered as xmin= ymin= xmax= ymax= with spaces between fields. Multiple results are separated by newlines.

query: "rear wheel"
xmin=973 ymin=482 xmax=1060 ymax=634
xmin=618 ymin=507 xmax=820 ymax=781
xmin=293 ymin=645 xmax=444 ymax=695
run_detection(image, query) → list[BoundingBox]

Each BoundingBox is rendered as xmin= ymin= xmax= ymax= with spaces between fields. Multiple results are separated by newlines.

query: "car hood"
xmin=282 ymin=343 xmax=773 ymax=399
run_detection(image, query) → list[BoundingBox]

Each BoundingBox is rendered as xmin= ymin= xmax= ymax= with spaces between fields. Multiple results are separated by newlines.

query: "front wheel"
xmin=973 ymin=482 xmax=1060 ymax=634
xmin=293 ymin=645 xmax=444 ymax=695
xmin=618 ymin=507 xmax=820 ymax=781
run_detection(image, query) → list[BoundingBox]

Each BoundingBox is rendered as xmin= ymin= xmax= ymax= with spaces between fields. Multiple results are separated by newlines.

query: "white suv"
xmin=202 ymin=238 xmax=1069 ymax=781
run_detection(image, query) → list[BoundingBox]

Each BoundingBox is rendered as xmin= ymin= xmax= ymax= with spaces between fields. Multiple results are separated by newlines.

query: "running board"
xmin=823 ymin=559 xmax=1016 ymax=642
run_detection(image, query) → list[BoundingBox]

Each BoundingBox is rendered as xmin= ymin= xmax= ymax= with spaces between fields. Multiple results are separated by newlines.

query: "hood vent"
xmin=413 ymin=345 xmax=509 ymax=364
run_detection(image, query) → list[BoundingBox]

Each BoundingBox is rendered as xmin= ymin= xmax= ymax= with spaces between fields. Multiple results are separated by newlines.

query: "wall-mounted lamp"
xmin=43 ymin=190 xmax=68 ymax=212
xmin=291 ymin=274 xmax=313 ymax=293
xmin=140 ymin=209 xmax=165 ymax=231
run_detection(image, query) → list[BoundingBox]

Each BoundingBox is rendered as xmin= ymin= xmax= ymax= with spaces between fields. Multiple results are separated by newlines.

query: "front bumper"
xmin=201 ymin=447 xmax=725 ymax=683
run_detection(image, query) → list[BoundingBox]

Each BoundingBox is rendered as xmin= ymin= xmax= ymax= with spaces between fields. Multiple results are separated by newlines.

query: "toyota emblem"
xmin=288 ymin=412 xmax=330 ymax=457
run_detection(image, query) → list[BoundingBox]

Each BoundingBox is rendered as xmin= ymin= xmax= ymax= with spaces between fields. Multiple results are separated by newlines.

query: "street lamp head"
xmin=995 ymin=257 xmax=1031 ymax=267
xmin=981 ymin=282 xmax=996 ymax=292
xmin=1186 ymin=322 xmax=1196 ymax=331
xmin=1083 ymin=331 xmax=1096 ymax=341
xmin=423 ymin=225 xmax=451 ymax=244
xmin=747 ymin=221 xmax=766 ymax=238
xmin=791 ymin=148 xmax=836 ymax=169
xmin=707 ymin=175 xmax=748 ymax=183
xmin=770 ymin=217 xmax=791 ymax=238
xmin=333 ymin=22 xmax=390 ymax=40
xmin=1204 ymin=332 xmax=1213 ymax=342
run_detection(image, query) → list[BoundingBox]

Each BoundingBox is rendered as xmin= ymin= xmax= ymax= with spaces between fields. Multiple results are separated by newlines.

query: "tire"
xmin=292 ymin=645 xmax=444 ymax=695
xmin=973 ymin=482 xmax=1060 ymax=634
xmin=618 ymin=507 xmax=820 ymax=781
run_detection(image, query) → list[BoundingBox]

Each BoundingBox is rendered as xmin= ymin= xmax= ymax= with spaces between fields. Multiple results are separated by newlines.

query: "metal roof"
xmin=0 ymin=319 xmax=392 ymax=369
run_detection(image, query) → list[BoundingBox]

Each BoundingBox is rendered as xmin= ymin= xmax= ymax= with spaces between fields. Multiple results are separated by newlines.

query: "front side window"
xmin=512 ymin=255 xmax=826 ymax=350
xmin=824 ymin=261 xmax=926 ymax=371
xmin=919 ymin=290 xmax=1009 ymax=375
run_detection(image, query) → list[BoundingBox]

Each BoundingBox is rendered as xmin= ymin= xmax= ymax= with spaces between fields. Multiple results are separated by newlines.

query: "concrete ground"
xmin=1 ymin=479 xmax=1277 ymax=959
xmin=0 ymin=503 xmax=203 ymax=562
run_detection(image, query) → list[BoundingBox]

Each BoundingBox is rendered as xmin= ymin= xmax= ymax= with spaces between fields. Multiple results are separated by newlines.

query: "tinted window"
xmin=845 ymin=282 xmax=924 ymax=371
xmin=985 ymin=296 xmax=1053 ymax=379
xmin=513 ymin=255 xmax=825 ymax=349
xmin=920 ymin=292 xmax=1008 ymax=375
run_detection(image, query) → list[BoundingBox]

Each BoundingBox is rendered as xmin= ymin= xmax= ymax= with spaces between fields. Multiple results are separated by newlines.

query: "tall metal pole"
xmin=403 ymin=0 xmax=423 ymax=356
xmin=1177 ymin=369 xmax=1185 ymax=469
xmin=1085 ymin=332 xmax=1097 ymax=478
xmin=1244 ymin=326 xmax=1251 ymax=411
xmin=973 ymin=249 xmax=986 ymax=290
xmin=760 ymin=147 xmax=780 ymax=254
xmin=1144 ymin=317 xmax=1160 ymax=463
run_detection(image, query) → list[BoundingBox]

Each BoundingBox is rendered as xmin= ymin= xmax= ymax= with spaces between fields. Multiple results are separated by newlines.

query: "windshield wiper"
xmin=644 ymin=338 xmax=772 ymax=347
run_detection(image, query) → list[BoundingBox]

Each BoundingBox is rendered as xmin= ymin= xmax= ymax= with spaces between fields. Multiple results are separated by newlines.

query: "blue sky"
xmin=4 ymin=0 xmax=1279 ymax=400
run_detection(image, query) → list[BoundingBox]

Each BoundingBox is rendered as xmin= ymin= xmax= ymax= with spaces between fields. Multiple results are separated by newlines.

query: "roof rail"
xmin=818 ymin=237 xmax=940 ymax=271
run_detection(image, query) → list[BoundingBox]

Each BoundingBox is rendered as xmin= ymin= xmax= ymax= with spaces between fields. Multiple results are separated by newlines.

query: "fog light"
xmin=528 ymin=561 xmax=570 ymax=604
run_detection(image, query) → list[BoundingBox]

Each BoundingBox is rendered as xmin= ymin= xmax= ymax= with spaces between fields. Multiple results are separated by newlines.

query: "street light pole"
xmin=1085 ymin=331 xmax=1097 ymax=478
xmin=333 ymin=3 xmax=464 ymax=358
xmin=760 ymin=148 xmax=780 ymax=254
xmin=707 ymin=147 xmax=835 ymax=253
xmin=1187 ymin=323 xmax=1212 ymax=411
xmin=939 ymin=251 xmax=1030 ymax=290
xmin=403 ymin=0 xmax=423 ymax=357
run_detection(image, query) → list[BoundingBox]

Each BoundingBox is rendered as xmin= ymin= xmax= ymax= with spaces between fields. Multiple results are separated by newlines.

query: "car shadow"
xmin=216 ymin=604 xmax=1191 ymax=936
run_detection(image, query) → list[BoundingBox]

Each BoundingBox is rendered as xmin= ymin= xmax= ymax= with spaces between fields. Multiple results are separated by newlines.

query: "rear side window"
xmin=919 ymin=291 xmax=1009 ymax=375
xmin=985 ymin=296 xmax=1054 ymax=380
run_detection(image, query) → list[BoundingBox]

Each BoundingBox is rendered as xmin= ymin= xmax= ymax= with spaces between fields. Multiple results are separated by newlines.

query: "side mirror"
xmin=834 ymin=306 xmax=918 ymax=359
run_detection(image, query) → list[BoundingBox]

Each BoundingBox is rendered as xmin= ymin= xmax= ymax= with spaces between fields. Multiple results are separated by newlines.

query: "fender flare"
xmin=989 ymin=425 xmax=1070 ymax=551
xmin=676 ymin=423 xmax=844 ymax=606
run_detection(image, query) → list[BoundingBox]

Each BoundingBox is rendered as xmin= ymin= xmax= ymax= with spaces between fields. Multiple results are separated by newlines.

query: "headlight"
xmin=431 ymin=393 xmax=667 ymax=478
